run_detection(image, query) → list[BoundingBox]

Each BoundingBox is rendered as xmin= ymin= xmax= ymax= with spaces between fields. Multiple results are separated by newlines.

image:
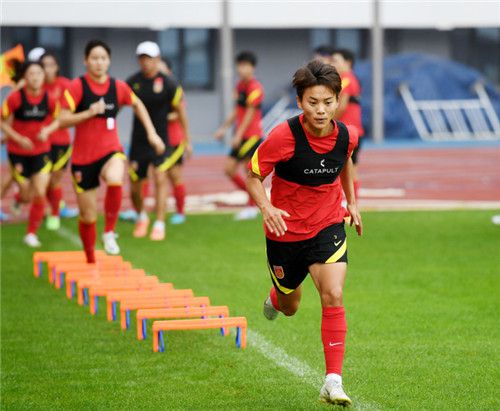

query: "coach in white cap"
xmin=27 ymin=47 xmax=46 ymax=62
xmin=136 ymin=41 xmax=161 ymax=58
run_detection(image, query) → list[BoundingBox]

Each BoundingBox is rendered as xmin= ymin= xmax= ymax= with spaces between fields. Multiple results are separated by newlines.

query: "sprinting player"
xmin=126 ymin=42 xmax=192 ymax=240
xmin=247 ymin=60 xmax=362 ymax=405
xmin=160 ymin=58 xmax=191 ymax=225
xmin=331 ymin=49 xmax=364 ymax=200
xmin=214 ymin=51 xmax=264 ymax=220
xmin=40 ymin=51 xmax=77 ymax=230
xmin=1 ymin=62 xmax=60 ymax=246
xmin=59 ymin=40 xmax=164 ymax=261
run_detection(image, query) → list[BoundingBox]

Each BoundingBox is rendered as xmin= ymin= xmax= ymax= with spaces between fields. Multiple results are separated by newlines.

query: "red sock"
xmin=27 ymin=197 xmax=45 ymax=234
xmin=321 ymin=306 xmax=347 ymax=375
xmin=78 ymin=220 xmax=96 ymax=263
xmin=47 ymin=186 xmax=62 ymax=216
xmin=173 ymin=184 xmax=186 ymax=215
xmin=141 ymin=181 xmax=149 ymax=198
xmin=104 ymin=185 xmax=122 ymax=233
xmin=354 ymin=180 xmax=360 ymax=200
xmin=269 ymin=287 xmax=280 ymax=311
xmin=231 ymin=174 xmax=247 ymax=191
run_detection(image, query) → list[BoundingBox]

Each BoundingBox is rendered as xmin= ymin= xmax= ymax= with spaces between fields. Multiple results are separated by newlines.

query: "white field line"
xmin=56 ymin=226 xmax=81 ymax=246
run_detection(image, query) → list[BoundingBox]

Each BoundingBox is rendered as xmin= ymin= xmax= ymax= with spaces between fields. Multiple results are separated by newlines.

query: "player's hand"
xmin=148 ymin=133 xmax=166 ymax=155
xmin=214 ymin=127 xmax=226 ymax=141
xmin=37 ymin=127 xmax=50 ymax=142
xmin=88 ymin=98 xmax=106 ymax=117
xmin=18 ymin=136 xmax=34 ymax=151
xmin=184 ymin=141 xmax=193 ymax=159
xmin=347 ymin=203 xmax=363 ymax=236
xmin=261 ymin=204 xmax=290 ymax=237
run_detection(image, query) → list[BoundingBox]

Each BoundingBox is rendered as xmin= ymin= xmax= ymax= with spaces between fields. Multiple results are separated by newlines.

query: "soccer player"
xmin=246 ymin=60 xmax=362 ymax=406
xmin=59 ymin=40 xmax=164 ymax=262
xmin=40 ymin=51 xmax=77 ymax=230
xmin=214 ymin=51 xmax=264 ymax=220
xmin=1 ymin=62 xmax=60 ymax=246
xmin=126 ymin=42 xmax=192 ymax=240
xmin=331 ymin=49 xmax=364 ymax=200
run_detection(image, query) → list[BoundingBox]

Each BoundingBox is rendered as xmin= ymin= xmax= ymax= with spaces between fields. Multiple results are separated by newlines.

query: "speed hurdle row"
xmin=32 ymin=250 xmax=247 ymax=351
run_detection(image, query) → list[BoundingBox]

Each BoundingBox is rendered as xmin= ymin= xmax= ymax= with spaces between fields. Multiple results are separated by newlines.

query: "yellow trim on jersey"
xmin=130 ymin=91 xmax=137 ymax=104
xmin=111 ymin=152 xmax=127 ymax=161
xmin=267 ymin=262 xmax=295 ymax=295
xmin=40 ymin=159 xmax=53 ymax=174
xmin=325 ymin=239 xmax=347 ymax=263
xmin=52 ymin=146 xmax=72 ymax=171
xmin=128 ymin=167 xmax=139 ymax=182
xmin=238 ymin=135 xmax=260 ymax=158
xmin=53 ymin=101 xmax=61 ymax=118
xmin=2 ymin=100 xmax=10 ymax=119
xmin=246 ymin=89 xmax=262 ymax=105
xmin=171 ymin=86 xmax=183 ymax=108
xmin=157 ymin=143 xmax=185 ymax=172
xmin=341 ymin=77 xmax=350 ymax=90
xmin=250 ymin=148 xmax=261 ymax=176
xmin=64 ymin=89 xmax=76 ymax=112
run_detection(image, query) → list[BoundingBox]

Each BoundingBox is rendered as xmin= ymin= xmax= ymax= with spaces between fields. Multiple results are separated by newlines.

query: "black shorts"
xmin=71 ymin=151 xmax=126 ymax=192
xmin=50 ymin=144 xmax=72 ymax=171
xmin=128 ymin=144 xmax=185 ymax=181
xmin=266 ymin=222 xmax=348 ymax=294
xmin=8 ymin=152 xmax=52 ymax=183
xmin=229 ymin=136 xmax=262 ymax=161
xmin=351 ymin=136 xmax=363 ymax=165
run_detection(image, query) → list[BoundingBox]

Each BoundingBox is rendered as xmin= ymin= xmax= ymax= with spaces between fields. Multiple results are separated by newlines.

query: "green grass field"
xmin=1 ymin=210 xmax=499 ymax=410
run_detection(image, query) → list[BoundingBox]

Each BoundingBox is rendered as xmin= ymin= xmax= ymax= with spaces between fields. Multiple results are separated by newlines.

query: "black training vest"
xmin=274 ymin=116 xmax=349 ymax=187
xmin=14 ymin=89 xmax=49 ymax=122
xmin=75 ymin=76 xmax=119 ymax=118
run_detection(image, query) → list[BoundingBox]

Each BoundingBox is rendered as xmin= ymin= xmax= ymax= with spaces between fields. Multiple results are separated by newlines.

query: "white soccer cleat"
xmin=263 ymin=296 xmax=279 ymax=320
xmin=319 ymin=374 xmax=352 ymax=406
xmin=234 ymin=206 xmax=259 ymax=221
xmin=102 ymin=231 xmax=120 ymax=255
xmin=23 ymin=233 xmax=41 ymax=248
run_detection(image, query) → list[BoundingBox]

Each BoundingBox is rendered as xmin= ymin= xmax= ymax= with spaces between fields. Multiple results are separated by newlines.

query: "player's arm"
xmin=214 ymin=109 xmax=236 ymax=140
xmin=0 ymin=113 xmax=34 ymax=151
xmin=59 ymin=97 xmax=105 ymax=128
xmin=38 ymin=101 xmax=61 ymax=142
xmin=334 ymin=93 xmax=350 ymax=119
xmin=232 ymin=106 xmax=256 ymax=148
xmin=174 ymin=103 xmax=193 ymax=157
xmin=340 ymin=156 xmax=362 ymax=236
xmin=247 ymin=170 xmax=290 ymax=237
xmin=131 ymin=96 xmax=165 ymax=155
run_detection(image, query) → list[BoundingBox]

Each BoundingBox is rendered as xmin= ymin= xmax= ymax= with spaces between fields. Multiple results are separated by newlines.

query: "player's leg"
xmin=129 ymin=159 xmax=150 ymax=238
xmin=46 ymin=145 xmax=72 ymax=230
xmin=167 ymin=164 xmax=186 ymax=225
xmin=76 ymin=189 xmax=98 ymax=263
xmin=100 ymin=153 xmax=125 ymax=254
xmin=150 ymin=165 xmax=168 ymax=241
xmin=309 ymin=262 xmax=351 ymax=406
xmin=24 ymin=167 xmax=50 ymax=247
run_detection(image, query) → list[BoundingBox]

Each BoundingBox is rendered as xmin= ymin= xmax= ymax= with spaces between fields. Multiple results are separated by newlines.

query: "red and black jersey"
xmin=45 ymin=76 xmax=71 ymax=145
xmin=2 ymin=87 xmax=56 ymax=155
xmin=61 ymin=73 xmax=135 ymax=165
xmin=235 ymin=77 xmax=264 ymax=140
xmin=248 ymin=114 xmax=358 ymax=242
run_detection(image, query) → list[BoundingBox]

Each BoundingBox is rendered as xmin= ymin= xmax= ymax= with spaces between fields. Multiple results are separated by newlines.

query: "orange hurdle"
xmin=53 ymin=260 xmax=132 ymax=289
xmin=65 ymin=268 xmax=145 ymax=300
xmin=152 ymin=317 xmax=247 ymax=352
xmin=106 ymin=286 xmax=193 ymax=321
xmin=120 ymin=296 xmax=211 ymax=330
xmin=33 ymin=250 xmax=105 ymax=278
xmin=136 ymin=306 xmax=230 ymax=340
xmin=77 ymin=275 xmax=158 ymax=306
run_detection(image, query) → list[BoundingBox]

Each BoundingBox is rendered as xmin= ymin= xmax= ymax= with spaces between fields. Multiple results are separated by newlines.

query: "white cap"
xmin=27 ymin=47 xmax=46 ymax=62
xmin=136 ymin=41 xmax=161 ymax=58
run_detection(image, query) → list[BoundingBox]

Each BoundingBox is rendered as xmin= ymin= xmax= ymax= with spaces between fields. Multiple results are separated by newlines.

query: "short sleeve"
xmin=247 ymin=122 xmax=293 ymax=178
xmin=1 ymin=91 xmax=21 ymax=119
xmin=116 ymin=80 xmax=136 ymax=106
xmin=61 ymin=78 xmax=82 ymax=112
xmin=341 ymin=75 xmax=354 ymax=96
xmin=246 ymin=81 xmax=264 ymax=107
xmin=346 ymin=125 xmax=359 ymax=158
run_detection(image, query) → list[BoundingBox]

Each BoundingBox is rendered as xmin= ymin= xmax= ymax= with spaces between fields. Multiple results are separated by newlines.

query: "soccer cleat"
xmin=234 ymin=206 xmax=259 ymax=221
xmin=133 ymin=216 xmax=150 ymax=238
xmin=24 ymin=233 xmax=41 ymax=248
xmin=319 ymin=375 xmax=352 ymax=406
xmin=170 ymin=213 xmax=186 ymax=225
xmin=46 ymin=215 xmax=61 ymax=231
xmin=150 ymin=221 xmax=165 ymax=241
xmin=263 ymin=297 xmax=279 ymax=320
xmin=119 ymin=209 xmax=138 ymax=222
xmin=59 ymin=201 xmax=79 ymax=218
xmin=102 ymin=231 xmax=120 ymax=255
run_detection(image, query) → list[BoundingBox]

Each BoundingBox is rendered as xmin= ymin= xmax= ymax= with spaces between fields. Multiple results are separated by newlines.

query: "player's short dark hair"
xmin=292 ymin=60 xmax=342 ymax=100
xmin=84 ymin=40 xmax=111 ymax=58
xmin=313 ymin=44 xmax=334 ymax=57
xmin=333 ymin=48 xmax=355 ymax=67
xmin=236 ymin=51 xmax=257 ymax=67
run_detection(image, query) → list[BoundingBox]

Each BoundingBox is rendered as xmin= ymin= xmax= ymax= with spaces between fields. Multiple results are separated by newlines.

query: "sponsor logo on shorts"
xmin=74 ymin=171 xmax=82 ymax=183
xmin=273 ymin=265 xmax=285 ymax=279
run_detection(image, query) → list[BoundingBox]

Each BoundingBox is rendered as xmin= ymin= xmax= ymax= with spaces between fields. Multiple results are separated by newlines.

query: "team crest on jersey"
xmin=133 ymin=83 xmax=141 ymax=91
xmin=153 ymin=77 xmax=164 ymax=93
xmin=74 ymin=171 xmax=82 ymax=183
xmin=273 ymin=265 xmax=285 ymax=279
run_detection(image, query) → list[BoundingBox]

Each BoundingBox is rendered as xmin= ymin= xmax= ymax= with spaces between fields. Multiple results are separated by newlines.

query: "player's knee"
xmin=79 ymin=209 xmax=96 ymax=224
xmin=320 ymin=287 xmax=343 ymax=307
